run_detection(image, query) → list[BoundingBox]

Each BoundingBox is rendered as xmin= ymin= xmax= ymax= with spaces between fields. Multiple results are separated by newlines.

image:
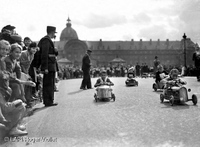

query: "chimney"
xmin=139 ymin=39 xmax=143 ymax=49
xmin=166 ymin=39 xmax=169 ymax=46
xmin=131 ymin=39 xmax=134 ymax=45
xmin=157 ymin=39 xmax=160 ymax=45
xmin=150 ymin=39 xmax=152 ymax=45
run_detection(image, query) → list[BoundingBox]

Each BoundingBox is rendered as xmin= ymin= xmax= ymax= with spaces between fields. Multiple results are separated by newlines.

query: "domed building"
xmin=60 ymin=17 xmax=78 ymax=41
xmin=56 ymin=17 xmax=89 ymax=66
xmin=55 ymin=18 xmax=196 ymax=68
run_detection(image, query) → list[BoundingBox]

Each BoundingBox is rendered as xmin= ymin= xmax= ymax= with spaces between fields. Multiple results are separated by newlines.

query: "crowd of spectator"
xmin=57 ymin=62 xmax=196 ymax=80
xmin=0 ymin=25 xmax=45 ymax=141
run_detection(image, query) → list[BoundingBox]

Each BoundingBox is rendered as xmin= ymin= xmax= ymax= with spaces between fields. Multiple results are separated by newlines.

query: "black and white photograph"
xmin=0 ymin=0 xmax=200 ymax=147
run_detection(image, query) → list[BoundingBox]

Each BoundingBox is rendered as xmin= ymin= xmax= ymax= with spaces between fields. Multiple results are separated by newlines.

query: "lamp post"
xmin=183 ymin=33 xmax=187 ymax=67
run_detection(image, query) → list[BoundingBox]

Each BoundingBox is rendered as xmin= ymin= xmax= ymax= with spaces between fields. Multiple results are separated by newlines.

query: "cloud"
xmin=27 ymin=25 xmax=36 ymax=32
xmin=177 ymin=0 xmax=200 ymax=43
xmin=138 ymin=25 xmax=168 ymax=40
xmin=131 ymin=12 xmax=151 ymax=25
xmin=76 ymin=13 xmax=127 ymax=29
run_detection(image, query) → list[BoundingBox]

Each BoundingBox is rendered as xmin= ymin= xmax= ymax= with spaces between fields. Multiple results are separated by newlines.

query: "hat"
xmin=47 ymin=26 xmax=57 ymax=33
xmin=87 ymin=49 xmax=92 ymax=52
xmin=11 ymin=34 xmax=22 ymax=42
xmin=29 ymin=42 xmax=37 ymax=48
xmin=2 ymin=25 xmax=15 ymax=31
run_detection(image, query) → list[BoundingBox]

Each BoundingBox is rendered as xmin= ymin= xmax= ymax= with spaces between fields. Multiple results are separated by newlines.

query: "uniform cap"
xmin=11 ymin=34 xmax=22 ymax=42
xmin=47 ymin=26 xmax=57 ymax=33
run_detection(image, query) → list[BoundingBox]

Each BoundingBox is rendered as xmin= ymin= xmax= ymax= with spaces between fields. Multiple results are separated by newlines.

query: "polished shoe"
xmin=17 ymin=125 xmax=26 ymax=131
xmin=54 ymin=89 xmax=59 ymax=92
xmin=30 ymin=96 xmax=38 ymax=101
xmin=80 ymin=87 xmax=87 ymax=90
xmin=45 ymin=102 xmax=58 ymax=107
xmin=9 ymin=127 xmax=28 ymax=136
xmin=25 ymin=104 xmax=32 ymax=108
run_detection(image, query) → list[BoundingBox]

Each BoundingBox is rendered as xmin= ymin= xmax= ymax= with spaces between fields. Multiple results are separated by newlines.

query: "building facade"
xmin=55 ymin=18 xmax=196 ymax=67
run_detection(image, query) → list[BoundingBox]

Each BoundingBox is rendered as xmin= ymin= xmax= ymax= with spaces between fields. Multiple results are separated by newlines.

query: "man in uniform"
xmin=80 ymin=49 xmax=92 ymax=90
xmin=39 ymin=26 xmax=58 ymax=107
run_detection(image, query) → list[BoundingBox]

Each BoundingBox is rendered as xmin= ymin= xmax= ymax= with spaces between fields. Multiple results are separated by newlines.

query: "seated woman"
xmin=4 ymin=43 xmax=35 ymax=102
xmin=94 ymin=70 xmax=114 ymax=87
xmin=19 ymin=42 xmax=38 ymax=108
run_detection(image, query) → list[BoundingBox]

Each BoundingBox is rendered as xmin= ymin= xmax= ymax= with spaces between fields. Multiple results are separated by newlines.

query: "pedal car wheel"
xmin=94 ymin=94 xmax=98 ymax=102
xmin=169 ymin=96 xmax=174 ymax=106
xmin=192 ymin=94 xmax=198 ymax=105
xmin=153 ymin=83 xmax=157 ymax=91
xmin=112 ymin=94 xmax=115 ymax=101
xmin=160 ymin=94 xmax=164 ymax=103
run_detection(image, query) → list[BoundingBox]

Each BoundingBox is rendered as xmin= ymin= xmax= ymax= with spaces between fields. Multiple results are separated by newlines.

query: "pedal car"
xmin=160 ymin=82 xmax=198 ymax=106
xmin=125 ymin=72 xmax=138 ymax=86
xmin=153 ymin=82 xmax=164 ymax=91
xmin=141 ymin=73 xmax=148 ymax=78
xmin=94 ymin=85 xmax=115 ymax=102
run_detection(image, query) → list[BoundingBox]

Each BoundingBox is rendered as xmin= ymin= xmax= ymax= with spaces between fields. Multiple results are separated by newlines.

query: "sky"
xmin=1 ymin=0 xmax=200 ymax=44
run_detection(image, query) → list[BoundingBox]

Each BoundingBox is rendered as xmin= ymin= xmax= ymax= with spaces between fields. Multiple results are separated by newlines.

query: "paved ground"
xmin=2 ymin=76 xmax=200 ymax=147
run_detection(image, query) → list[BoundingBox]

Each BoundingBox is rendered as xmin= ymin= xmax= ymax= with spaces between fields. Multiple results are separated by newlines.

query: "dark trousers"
xmin=43 ymin=72 xmax=55 ymax=105
xmin=81 ymin=70 xmax=91 ymax=89
xmin=24 ymin=85 xmax=32 ymax=105
xmin=29 ymin=66 xmax=37 ymax=95
xmin=195 ymin=66 xmax=200 ymax=79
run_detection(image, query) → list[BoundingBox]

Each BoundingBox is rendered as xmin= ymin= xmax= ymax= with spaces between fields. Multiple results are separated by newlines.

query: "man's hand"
xmin=44 ymin=69 xmax=48 ymax=74
xmin=25 ymin=81 xmax=36 ymax=87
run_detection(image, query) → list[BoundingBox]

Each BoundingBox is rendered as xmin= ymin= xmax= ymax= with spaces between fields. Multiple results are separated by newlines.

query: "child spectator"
xmin=4 ymin=43 xmax=35 ymax=102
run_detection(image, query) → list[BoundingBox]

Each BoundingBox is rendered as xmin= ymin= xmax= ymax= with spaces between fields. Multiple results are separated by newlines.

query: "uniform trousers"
xmin=81 ymin=70 xmax=91 ymax=89
xmin=42 ymin=72 xmax=55 ymax=105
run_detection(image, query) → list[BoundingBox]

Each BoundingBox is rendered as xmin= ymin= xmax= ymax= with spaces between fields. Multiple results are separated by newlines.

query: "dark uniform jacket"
xmin=82 ymin=53 xmax=91 ymax=71
xmin=192 ymin=51 xmax=200 ymax=68
xmin=39 ymin=35 xmax=58 ymax=72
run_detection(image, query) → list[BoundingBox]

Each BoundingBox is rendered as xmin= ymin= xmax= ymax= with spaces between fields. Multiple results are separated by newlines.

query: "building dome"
xmin=60 ymin=17 xmax=78 ymax=41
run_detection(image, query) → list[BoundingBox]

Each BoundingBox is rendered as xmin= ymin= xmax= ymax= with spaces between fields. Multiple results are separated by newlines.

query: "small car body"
xmin=125 ymin=72 xmax=138 ymax=86
xmin=153 ymin=82 xmax=164 ymax=91
xmin=94 ymin=85 xmax=115 ymax=102
xmin=125 ymin=78 xmax=138 ymax=86
xmin=160 ymin=85 xmax=198 ymax=106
